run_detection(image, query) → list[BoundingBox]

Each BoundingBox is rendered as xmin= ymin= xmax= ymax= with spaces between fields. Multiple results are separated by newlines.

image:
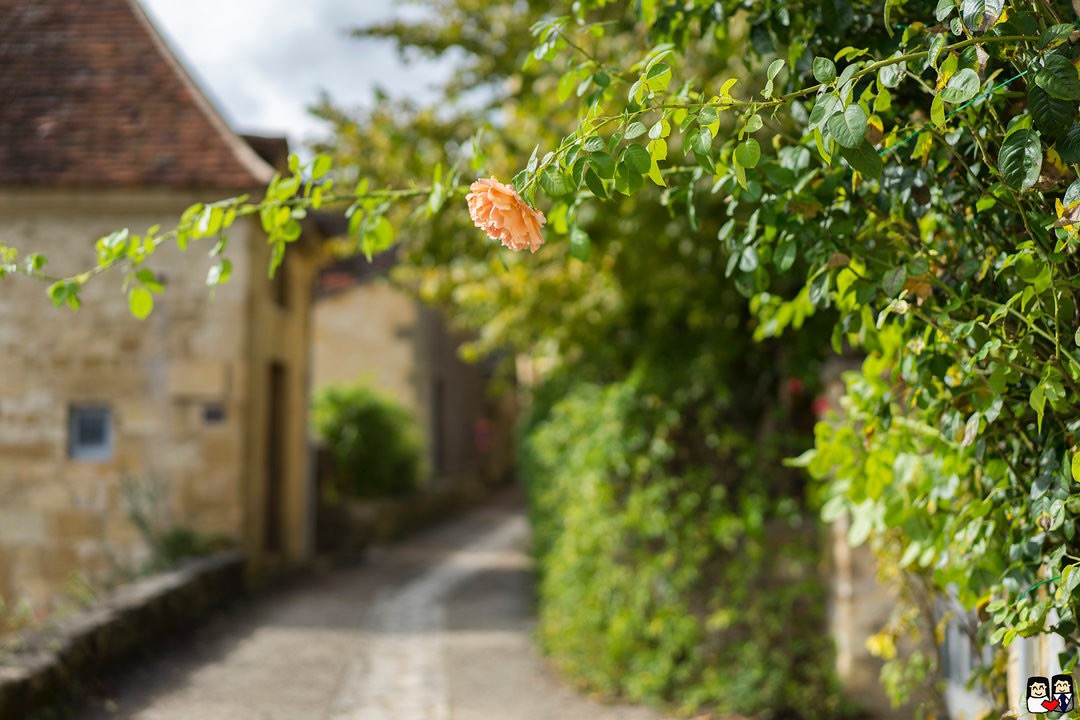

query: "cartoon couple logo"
xmin=1028 ymin=674 xmax=1075 ymax=714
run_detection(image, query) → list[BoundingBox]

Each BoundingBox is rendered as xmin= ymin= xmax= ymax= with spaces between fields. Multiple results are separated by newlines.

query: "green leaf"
xmin=1035 ymin=55 xmax=1080 ymax=101
xmin=587 ymin=151 xmax=616 ymax=179
xmin=931 ymin=93 xmax=946 ymax=127
xmin=1040 ymin=23 xmax=1077 ymax=51
xmin=695 ymin=150 xmax=717 ymax=175
xmin=206 ymin=258 xmax=233 ymax=287
xmin=540 ymin=168 xmax=572 ymax=197
xmin=1029 ymin=85 xmax=1076 ymax=139
xmin=734 ymin=139 xmax=761 ymax=169
xmin=614 ymin=161 xmax=645 ymax=195
xmin=1072 ymin=452 xmax=1080 ymax=483
xmin=569 ymin=226 xmax=591 ymax=261
xmin=809 ymin=271 xmax=830 ymax=307
xmin=689 ymin=127 xmax=713 ymax=156
xmin=878 ymin=55 xmax=905 ymax=89
xmin=926 ymin=34 xmax=946 ymax=69
xmin=827 ymin=104 xmax=869 ymax=148
xmin=737 ymin=245 xmax=758 ymax=272
xmin=763 ymin=59 xmax=785 ymax=98
xmin=1031 ymin=384 xmax=1047 ymax=432
xmin=839 ymin=140 xmax=883 ymax=180
xmin=939 ymin=68 xmax=980 ymax=103
xmin=584 ymin=167 xmax=607 ymax=199
xmin=622 ymin=144 xmax=651 ymax=174
xmin=128 ymin=286 xmax=154 ymax=319
xmin=624 ymin=121 xmax=647 ymax=140
xmin=813 ymin=56 xmax=837 ymax=84
xmin=883 ymin=266 xmax=907 ymax=296
xmin=582 ymin=135 xmax=605 ymax=153
xmin=961 ymin=0 xmax=1003 ymax=33
xmin=311 ymin=154 xmax=332 ymax=180
xmin=1059 ymin=124 xmax=1080 ymax=163
xmin=775 ymin=238 xmax=797 ymax=272
xmin=998 ymin=128 xmax=1042 ymax=190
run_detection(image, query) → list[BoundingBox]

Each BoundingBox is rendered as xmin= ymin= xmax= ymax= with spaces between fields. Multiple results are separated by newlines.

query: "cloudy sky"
xmin=138 ymin=0 xmax=453 ymax=149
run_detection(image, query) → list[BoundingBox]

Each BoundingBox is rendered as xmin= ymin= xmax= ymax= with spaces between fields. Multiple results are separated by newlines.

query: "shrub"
xmin=312 ymin=382 xmax=423 ymax=499
xmin=521 ymin=371 xmax=852 ymax=719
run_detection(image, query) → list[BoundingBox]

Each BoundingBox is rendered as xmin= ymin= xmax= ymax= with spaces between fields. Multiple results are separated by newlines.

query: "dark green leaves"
xmin=1060 ymin=124 xmax=1080 ymax=163
xmin=622 ymin=144 xmax=651 ymax=174
xmin=998 ymin=129 xmax=1043 ymax=190
xmin=1035 ymin=55 xmax=1080 ymax=101
xmin=827 ymin=104 xmax=869 ymax=148
xmin=587 ymin=151 xmax=616 ymax=179
xmin=1029 ymin=85 xmax=1076 ymax=138
xmin=838 ymin=141 xmax=883 ymax=179
xmin=540 ymin=167 xmax=572 ymax=197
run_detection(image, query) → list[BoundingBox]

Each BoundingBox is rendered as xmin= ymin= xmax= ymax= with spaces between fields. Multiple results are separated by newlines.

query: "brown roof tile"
xmin=0 ymin=0 xmax=274 ymax=189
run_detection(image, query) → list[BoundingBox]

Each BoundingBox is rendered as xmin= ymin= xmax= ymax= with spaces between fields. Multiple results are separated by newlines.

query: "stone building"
xmin=312 ymin=252 xmax=515 ymax=489
xmin=0 ymin=0 xmax=323 ymax=613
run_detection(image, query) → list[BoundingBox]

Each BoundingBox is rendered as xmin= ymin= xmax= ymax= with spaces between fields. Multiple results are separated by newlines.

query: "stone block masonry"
xmin=0 ymin=551 xmax=244 ymax=720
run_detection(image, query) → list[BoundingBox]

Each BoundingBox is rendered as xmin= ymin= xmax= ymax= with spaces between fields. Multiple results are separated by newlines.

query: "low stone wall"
xmin=316 ymin=476 xmax=504 ymax=555
xmin=0 ymin=551 xmax=244 ymax=720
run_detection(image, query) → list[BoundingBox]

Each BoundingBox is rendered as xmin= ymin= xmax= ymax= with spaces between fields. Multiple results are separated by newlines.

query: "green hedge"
xmin=522 ymin=374 xmax=852 ymax=718
xmin=312 ymin=382 xmax=423 ymax=499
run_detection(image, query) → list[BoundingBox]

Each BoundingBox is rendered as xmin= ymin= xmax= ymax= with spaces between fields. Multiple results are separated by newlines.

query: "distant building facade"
xmin=0 ymin=0 xmax=322 ymax=612
xmin=313 ymin=253 xmax=514 ymax=488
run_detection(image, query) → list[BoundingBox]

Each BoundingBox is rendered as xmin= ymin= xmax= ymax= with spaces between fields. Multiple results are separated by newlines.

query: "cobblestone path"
xmin=78 ymin=490 xmax=662 ymax=720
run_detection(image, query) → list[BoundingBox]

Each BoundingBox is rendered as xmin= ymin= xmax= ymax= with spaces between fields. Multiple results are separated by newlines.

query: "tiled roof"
xmin=0 ymin=0 xmax=274 ymax=190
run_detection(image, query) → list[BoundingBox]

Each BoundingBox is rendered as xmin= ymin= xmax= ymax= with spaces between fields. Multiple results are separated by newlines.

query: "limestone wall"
xmin=0 ymin=189 xmax=254 ymax=612
xmin=312 ymin=282 xmax=511 ymax=486
xmin=312 ymin=281 xmax=422 ymax=419
xmin=241 ymin=229 xmax=320 ymax=568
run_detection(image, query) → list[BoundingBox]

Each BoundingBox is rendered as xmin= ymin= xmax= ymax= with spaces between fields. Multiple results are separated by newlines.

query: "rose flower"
xmin=466 ymin=177 xmax=546 ymax=253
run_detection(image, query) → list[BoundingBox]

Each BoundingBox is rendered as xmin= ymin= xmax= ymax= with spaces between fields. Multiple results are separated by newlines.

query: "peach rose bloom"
xmin=466 ymin=177 xmax=546 ymax=253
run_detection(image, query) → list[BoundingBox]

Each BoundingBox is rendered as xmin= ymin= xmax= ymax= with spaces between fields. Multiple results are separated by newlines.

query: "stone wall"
xmin=0 ymin=189 xmax=256 ymax=612
xmin=312 ymin=282 xmax=514 ymax=486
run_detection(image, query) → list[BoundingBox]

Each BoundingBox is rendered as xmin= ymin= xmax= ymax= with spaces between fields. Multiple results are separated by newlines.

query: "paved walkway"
xmin=77 ymin=490 xmax=662 ymax=720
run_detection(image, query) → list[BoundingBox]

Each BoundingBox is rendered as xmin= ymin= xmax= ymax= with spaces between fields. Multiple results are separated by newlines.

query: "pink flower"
xmin=466 ymin=177 xmax=546 ymax=253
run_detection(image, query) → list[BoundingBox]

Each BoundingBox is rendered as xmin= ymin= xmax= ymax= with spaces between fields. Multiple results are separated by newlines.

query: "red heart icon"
xmin=1043 ymin=699 xmax=1060 ymax=711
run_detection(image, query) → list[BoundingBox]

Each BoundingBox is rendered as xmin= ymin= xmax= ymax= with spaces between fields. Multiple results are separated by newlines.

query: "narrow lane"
xmin=77 ymin=491 xmax=662 ymax=720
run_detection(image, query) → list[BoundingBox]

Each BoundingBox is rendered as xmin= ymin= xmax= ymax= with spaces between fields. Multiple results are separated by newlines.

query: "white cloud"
xmin=138 ymin=0 xmax=455 ymax=148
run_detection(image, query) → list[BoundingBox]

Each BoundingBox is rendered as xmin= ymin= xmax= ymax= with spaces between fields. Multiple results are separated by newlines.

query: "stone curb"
xmin=0 ymin=551 xmax=245 ymax=720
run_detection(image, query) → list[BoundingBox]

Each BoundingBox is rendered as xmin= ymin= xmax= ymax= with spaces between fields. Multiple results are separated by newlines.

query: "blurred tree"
xmin=309 ymin=2 xmax=841 ymax=716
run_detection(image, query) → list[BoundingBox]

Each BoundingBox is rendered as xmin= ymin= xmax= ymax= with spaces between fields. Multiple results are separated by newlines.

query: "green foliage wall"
xmin=522 ymin=371 xmax=849 ymax=718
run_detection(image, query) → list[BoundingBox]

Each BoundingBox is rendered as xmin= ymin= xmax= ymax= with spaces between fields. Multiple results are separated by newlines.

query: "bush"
xmin=312 ymin=382 xmax=423 ymax=499
xmin=521 ymin=371 xmax=853 ymax=719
